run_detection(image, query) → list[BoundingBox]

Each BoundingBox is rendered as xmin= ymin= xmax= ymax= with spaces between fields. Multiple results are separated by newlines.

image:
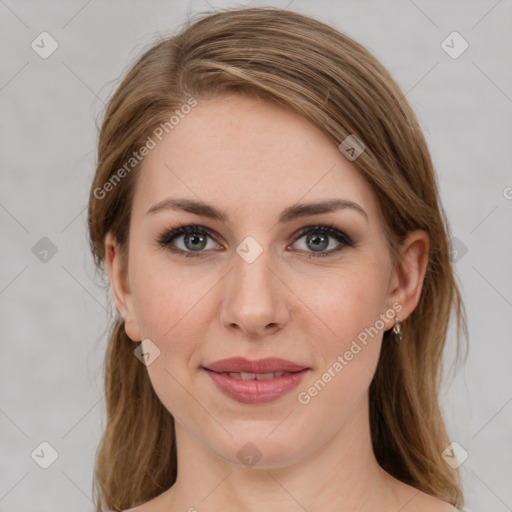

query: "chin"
xmin=205 ymin=430 xmax=308 ymax=470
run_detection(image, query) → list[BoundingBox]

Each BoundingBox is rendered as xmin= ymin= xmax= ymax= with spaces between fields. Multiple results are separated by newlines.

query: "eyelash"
xmin=156 ymin=221 xmax=355 ymax=259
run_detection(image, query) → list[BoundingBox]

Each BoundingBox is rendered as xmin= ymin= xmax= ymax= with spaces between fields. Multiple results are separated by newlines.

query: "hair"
xmin=87 ymin=6 xmax=467 ymax=511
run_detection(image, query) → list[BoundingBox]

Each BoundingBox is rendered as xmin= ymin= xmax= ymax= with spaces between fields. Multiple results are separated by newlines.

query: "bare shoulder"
xmin=122 ymin=502 xmax=149 ymax=512
xmin=122 ymin=504 xmax=157 ymax=512
xmin=121 ymin=490 xmax=170 ymax=512
xmin=122 ymin=500 xmax=159 ymax=512
xmin=419 ymin=496 xmax=458 ymax=511
xmin=400 ymin=489 xmax=459 ymax=511
xmin=388 ymin=477 xmax=459 ymax=512
xmin=122 ymin=505 xmax=149 ymax=512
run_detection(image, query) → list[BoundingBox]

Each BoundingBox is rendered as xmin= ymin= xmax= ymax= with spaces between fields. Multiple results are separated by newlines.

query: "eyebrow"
xmin=146 ymin=197 xmax=368 ymax=223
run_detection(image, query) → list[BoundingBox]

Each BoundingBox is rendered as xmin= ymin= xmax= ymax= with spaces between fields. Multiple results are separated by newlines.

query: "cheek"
xmin=128 ymin=251 xmax=216 ymax=393
xmin=129 ymin=246 xmax=213 ymax=340
xmin=295 ymin=261 xmax=390 ymax=400
xmin=295 ymin=270 xmax=387 ymax=423
xmin=129 ymin=258 xmax=209 ymax=422
xmin=300 ymin=262 xmax=390 ymax=347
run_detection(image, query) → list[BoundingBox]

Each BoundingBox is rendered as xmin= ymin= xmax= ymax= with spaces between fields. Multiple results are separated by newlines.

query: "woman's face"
xmin=109 ymin=94 xmax=415 ymax=468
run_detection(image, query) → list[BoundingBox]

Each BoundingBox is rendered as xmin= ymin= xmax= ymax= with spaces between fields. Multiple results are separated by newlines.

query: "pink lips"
xmin=203 ymin=357 xmax=310 ymax=404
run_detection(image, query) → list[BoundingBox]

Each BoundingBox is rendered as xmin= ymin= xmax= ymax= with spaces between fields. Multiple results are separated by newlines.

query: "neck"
xmin=160 ymin=395 xmax=403 ymax=512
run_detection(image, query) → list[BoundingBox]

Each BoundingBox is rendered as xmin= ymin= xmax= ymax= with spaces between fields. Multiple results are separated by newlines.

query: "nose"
xmin=219 ymin=241 xmax=290 ymax=339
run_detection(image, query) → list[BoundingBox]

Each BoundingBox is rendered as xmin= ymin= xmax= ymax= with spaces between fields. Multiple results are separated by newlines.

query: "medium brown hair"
xmin=87 ymin=7 xmax=467 ymax=511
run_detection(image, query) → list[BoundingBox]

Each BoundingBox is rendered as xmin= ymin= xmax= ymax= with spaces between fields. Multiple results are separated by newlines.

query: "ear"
xmin=104 ymin=232 xmax=142 ymax=342
xmin=387 ymin=230 xmax=430 ymax=322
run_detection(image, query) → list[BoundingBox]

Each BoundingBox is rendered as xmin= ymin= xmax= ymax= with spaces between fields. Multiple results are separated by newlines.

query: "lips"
xmin=202 ymin=357 xmax=310 ymax=404
xmin=203 ymin=357 xmax=309 ymax=374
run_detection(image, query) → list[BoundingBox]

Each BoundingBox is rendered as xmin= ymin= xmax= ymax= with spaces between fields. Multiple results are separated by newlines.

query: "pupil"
xmin=308 ymin=233 xmax=328 ymax=251
xmin=185 ymin=232 xmax=206 ymax=251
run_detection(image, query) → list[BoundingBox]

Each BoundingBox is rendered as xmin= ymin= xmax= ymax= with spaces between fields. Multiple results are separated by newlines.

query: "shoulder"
xmin=120 ymin=502 xmax=153 ymax=512
xmin=120 ymin=488 xmax=172 ymax=512
xmin=388 ymin=478 xmax=459 ymax=512
xmin=400 ymin=490 xmax=459 ymax=511
xmin=121 ymin=505 xmax=152 ymax=512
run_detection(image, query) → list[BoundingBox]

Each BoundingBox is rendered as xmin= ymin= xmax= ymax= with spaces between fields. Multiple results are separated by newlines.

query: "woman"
xmin=87 ymin=7 xmax=467 ymax=511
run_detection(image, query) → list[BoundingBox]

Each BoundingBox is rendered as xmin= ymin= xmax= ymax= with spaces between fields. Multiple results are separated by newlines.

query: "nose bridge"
xmin=233 ymin=234 xmax=276 ymax=303
xmin=220 ymin=234 xmax=288 ymax=333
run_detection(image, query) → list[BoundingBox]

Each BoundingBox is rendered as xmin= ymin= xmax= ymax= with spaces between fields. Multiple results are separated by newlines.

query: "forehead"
xmin=131 ymin=94 xmax=379 ymax=223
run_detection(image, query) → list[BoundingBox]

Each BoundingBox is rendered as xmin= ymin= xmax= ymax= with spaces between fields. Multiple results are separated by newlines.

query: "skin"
xmin=105 ymin=94 xmax=456 ymax=512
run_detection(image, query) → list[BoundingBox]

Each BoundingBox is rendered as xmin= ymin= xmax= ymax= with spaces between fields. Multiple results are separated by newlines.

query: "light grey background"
xmin=1 ymin=1 xmax=511 ymax=511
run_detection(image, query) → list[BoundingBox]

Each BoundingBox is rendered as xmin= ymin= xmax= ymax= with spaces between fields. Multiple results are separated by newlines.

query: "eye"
xmin=156 ymin=221 xmax=355 ymax=258
xmin=157 ymin=224 xmax=221 ymax=258
xmin=290 ymin=222 xmax=355 ymax=258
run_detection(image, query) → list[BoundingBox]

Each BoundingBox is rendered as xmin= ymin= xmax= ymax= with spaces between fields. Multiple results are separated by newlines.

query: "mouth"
xmin=203 ymin=356 xmax=310 ymax=374
xmin=202 ymin=366 xmax=310 ymax=404
xmin=208 ymin=370 xmax=298 ymax=380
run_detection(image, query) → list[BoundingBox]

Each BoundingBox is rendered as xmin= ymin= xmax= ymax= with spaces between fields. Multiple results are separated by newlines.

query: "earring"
xmin=392 ymin=319 xmax=402 ymax=341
